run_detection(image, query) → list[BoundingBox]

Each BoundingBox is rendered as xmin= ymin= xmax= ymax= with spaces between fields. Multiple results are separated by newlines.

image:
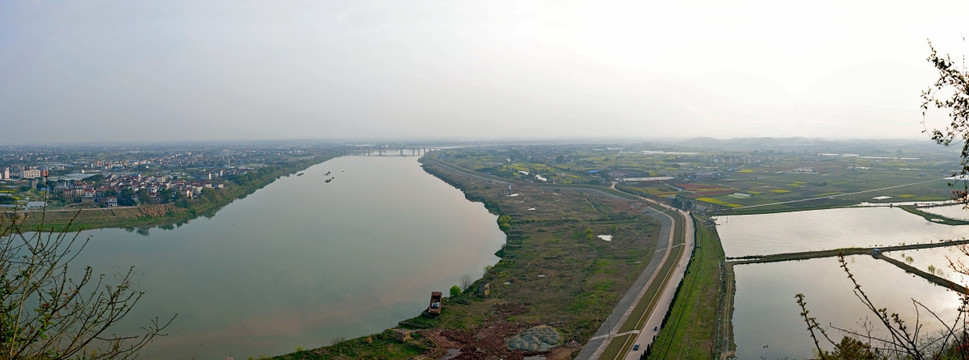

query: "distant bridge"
xmin=345 ymin=146 xmax=444 ymax=157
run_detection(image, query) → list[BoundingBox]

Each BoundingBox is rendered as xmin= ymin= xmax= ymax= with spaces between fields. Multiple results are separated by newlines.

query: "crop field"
xmin=435 ymin=143 xmax=960 ymax=215
xmin=283 ymin=141 xmax=964 ymax=359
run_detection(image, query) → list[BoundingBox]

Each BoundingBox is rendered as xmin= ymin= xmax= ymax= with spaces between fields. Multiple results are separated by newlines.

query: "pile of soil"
xmin=422 ymin=303 xmax=575 ymax=360
xmin=507 ymin=325 xmax=562 ymax=352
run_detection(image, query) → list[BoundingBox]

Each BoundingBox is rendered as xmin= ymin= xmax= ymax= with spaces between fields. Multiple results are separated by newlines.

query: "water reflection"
xmin=720 ymin=206 xmax=969 ymax=358
xmin=717 ymin=207 xmax=969 ymax=257
xmin=734 ymin=256 xmax=961 ymax=359
xmin=70 ymin=156 xmax=506 ymax=358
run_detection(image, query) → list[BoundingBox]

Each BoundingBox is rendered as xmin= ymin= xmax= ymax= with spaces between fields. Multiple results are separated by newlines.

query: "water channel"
xmin=717 ymin=207 xmax=969 ymax=359
xmin=69 ymin=156 xmax=506 ymax=358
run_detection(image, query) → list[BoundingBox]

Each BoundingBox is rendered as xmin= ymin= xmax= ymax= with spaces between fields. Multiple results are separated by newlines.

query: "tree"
xmin=117 ymin=189 xmax=136 ymax=207
xmin=923 ymin=38 xmax=969 ymax=203
xmin=157 ymin=188 xmax=174 ymax=204
xmin=0 ymin=211 xmax=174 ymax=359
xmin=797 ymin=256 xmax=968 ymax=359
xmin=497 ymin=215 xmax=511 ymax=232
xmin=796 ymin=39 xmax=969 ymax=360
xmin=460 ymin=274 xmax=472 ymax=290
xmin=135 ymin=188 xmax=151 ymax=205
xmin=449 ymin=285 xmax=461 ymax=298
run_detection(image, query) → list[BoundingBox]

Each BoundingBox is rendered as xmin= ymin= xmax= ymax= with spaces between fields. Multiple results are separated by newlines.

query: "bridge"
xmin=346 ymin=146 xmax=444 ymax=157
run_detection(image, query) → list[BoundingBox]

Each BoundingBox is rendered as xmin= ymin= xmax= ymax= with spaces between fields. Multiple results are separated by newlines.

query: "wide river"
xmin=717 ymin=207 xmax=969 ymax=359
xmin=70 ymin=156 xmax=506 ymax=358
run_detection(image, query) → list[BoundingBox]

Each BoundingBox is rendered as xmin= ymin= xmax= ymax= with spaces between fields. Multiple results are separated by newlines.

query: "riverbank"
xmin=277 ymin=155 xmax=666 ymax=359
xmin=1 ymin=152 xmax=340 ymax=232
xmin=898 ymin=204 xmax=969 ymax=225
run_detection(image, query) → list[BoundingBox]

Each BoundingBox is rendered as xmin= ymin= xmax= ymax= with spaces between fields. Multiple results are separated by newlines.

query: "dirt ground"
xmin=421 ymin=303 xmax=580 ymax=360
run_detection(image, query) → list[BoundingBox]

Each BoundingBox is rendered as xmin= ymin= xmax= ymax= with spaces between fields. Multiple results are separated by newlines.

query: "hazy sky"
xmin=2 ymin=1 xmax=968 ymax=144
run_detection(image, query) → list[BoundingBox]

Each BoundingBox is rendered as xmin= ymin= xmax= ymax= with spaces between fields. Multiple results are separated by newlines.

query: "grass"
xmin=617 ymin=210 xmax=685 ymax=334
xmin=279 ymin=155 xmax=664 ymax=359
xmin=275 ymin=330 xmax=431 ymax=360
xmin=599 ymin=334 xmax=634 ymax=360
xmin=898 ymin=205 xmax=969 ymax=225
xmin=598 ymin=209 xmax=686 ymax=360
xmin=648 ymin=216 xmax=726 ymax=359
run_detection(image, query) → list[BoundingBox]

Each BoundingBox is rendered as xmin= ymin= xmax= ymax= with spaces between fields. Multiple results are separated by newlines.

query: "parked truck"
xmin=424 ymin=291 xmax=443 ymax=317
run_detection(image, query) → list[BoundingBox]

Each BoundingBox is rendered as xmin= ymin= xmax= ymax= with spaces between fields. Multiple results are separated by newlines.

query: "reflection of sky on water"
xmin=920 ymin=204 xmax=969 ymax=221
xmin=734 ymin=256 xmax=962 ymax=359
xmin=70 ymin=157 xmax=505 ymax=358
xmin=721 ymin=207 xmax=969 ymax=359
xmin=886 ymin=246 xmax=969 ymax=286
xmin=716 ymin=207 xmax=969 ymax=257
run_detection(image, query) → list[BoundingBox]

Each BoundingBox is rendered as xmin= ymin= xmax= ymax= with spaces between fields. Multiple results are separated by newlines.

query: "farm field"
xmin=435 ymin=141 xmax=959 ymax=215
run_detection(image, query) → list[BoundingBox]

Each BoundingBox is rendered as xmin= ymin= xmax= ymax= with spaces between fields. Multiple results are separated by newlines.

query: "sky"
xmin=2 ymin=0 xmax=968 ymax=144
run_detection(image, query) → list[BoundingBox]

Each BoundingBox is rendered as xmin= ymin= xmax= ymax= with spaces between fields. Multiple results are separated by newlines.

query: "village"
xmin=0 ymin=143 xmax=323 ymax=210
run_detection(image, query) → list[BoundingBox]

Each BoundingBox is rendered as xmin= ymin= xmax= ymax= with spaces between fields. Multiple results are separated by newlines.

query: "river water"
xmin=717 ymin=207 xmax=969 ymax=359
xmin=70 ymin=156 xmax=506 ymax=359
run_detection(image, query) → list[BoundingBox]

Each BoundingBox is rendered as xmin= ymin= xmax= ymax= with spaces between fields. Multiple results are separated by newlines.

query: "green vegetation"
xmin=497 ymin=214 xmax=511 ymax=231
xmin=0 ymin=212 xmax=174 ymax=358
xmin=8 ymin=152 xmax=339 ymax=232
xmin=898 ymin=205 xmax=969 ymax=225
xmin=278 ymin=152 xmax=663 ymax=359
xmin=274 ymin=139 xmax=964 ymax=358
xmin=274 ymin=330 xmax=431 ymax=360
xmin=648 ymin=216 xmax=727 ymax=359
xmin=431 ymin=142 xmax=959 ymax=216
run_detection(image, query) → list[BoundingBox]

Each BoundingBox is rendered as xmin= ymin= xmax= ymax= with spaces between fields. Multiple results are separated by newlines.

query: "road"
xmin=421 ymin=155 xmax=696 ymax=360
xmin=621 ymin=208 xmax=693 ymax=360
xmin=576 ymin=200 xmax=694 ymax=360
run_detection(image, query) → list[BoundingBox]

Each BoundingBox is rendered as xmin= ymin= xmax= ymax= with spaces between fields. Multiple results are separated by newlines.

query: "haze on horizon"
xmin=2 ymin=1 xmax=968 ymax=145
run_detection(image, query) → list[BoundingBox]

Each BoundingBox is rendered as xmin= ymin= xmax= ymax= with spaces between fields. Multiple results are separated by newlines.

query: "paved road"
xmin=421 ymin=155 xmax=696 ymax=360
xmin=576 ymin=200 xmax=694 ymax=360
xmin=621 ymin=208 xmax=694 ymax=360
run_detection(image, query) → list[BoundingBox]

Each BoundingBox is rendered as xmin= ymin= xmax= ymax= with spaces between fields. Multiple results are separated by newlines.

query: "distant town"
xmin=0 ymin=143 xmax=331 ymax=210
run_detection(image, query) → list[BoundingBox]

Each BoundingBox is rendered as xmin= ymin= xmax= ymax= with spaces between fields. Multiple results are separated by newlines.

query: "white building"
xmin=22 ymin=169 xmax=42 ymax=179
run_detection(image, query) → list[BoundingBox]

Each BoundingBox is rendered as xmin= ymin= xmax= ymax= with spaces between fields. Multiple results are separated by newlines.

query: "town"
xmin=0 ymin=143 xmax=335 ymax=211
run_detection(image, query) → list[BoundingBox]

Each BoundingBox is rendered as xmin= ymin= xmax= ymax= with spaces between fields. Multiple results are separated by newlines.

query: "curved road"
xmin=576 ymin=200 xmax=694 ymax=360
xmin=421 ymin=155 xmax=695 ymax=360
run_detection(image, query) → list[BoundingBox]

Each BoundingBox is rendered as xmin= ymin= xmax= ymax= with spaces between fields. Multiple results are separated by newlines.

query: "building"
xmin=22 ymin=168 xmax=42 ymax=179
xmin=1 ymin=168 xmax=8 ymax=180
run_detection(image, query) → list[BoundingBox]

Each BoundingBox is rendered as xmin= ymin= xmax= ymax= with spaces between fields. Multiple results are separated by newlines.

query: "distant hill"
xmin=673 ymin=137 xmax=948 ymax=155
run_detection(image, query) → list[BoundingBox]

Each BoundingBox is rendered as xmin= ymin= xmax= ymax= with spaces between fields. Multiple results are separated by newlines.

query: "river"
xmin=717 ymin=207 xmax=969 ymax=359
xmin=69 ymin=156 xmax=506 ymax=359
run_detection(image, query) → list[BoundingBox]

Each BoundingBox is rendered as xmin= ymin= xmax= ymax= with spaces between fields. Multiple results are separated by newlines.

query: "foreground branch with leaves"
xmin=0 ymin=210 xmax=174 ymax=359
xmin=798 ymin=255 xmax=969 ymax=359
xmin=794 ymin=38 xmax=969 ymax=360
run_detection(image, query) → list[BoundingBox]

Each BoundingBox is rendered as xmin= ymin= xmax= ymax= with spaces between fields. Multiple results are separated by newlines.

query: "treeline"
xmin=175 ymin=153 xmax=340 ymax=216
xmin=26 ymin=152 xmax=342 ymax=232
